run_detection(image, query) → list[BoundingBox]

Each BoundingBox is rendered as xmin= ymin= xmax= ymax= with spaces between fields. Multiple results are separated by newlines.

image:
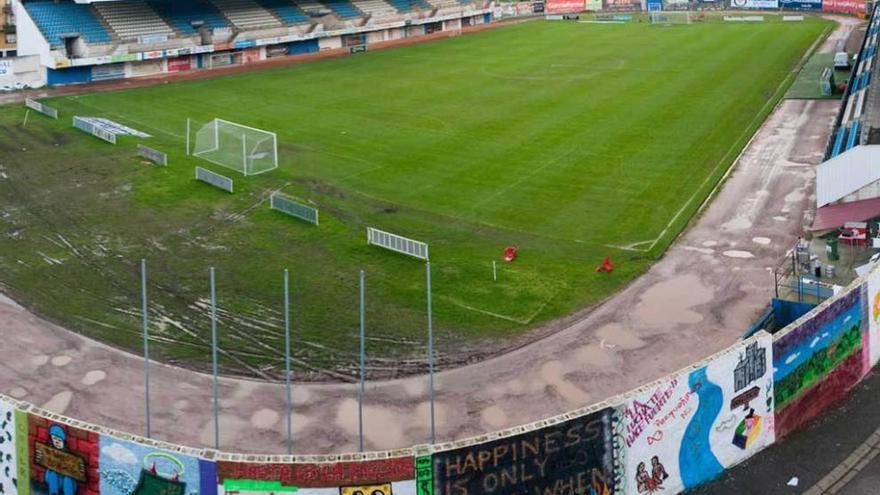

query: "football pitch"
xmin=0 ymin=16 xmax=830 ymax=379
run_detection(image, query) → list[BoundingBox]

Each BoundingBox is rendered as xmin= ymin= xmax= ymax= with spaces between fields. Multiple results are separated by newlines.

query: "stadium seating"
xmin=211 ymin=0 xmax=281 ymax=29
xmin=148 ymin=0 xmax=229 ymax=34
xmin=321 ymin=0 xmax=362 ymax=18
xmin=257 ymin=0 xmax=310 ymax=24
xmin=93 ymin=2 xmax=174 ymax=41
xmin=356 ymin=0 xmax=398 ymax=18
xmin=386 ymin=0 xmax=432 ymax=10
xmin=428 ymin=0 xmax=464 ymax=8
xmin=24 ymin=0 xmax=113 ymax=46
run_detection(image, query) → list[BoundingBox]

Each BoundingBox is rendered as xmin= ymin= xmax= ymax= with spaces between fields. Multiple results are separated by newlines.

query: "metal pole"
xmin=284 ymin=269 xmax=293 ymax=455
xmin=141 ymin=259 xmax=151 ymax=439
xmin=427 ymin=261 xmax=436 ymax=444
xmin=358 ymin=270 xmax=365 ymax=452
xmin=210 ymin=267 xmax=220 ymax=450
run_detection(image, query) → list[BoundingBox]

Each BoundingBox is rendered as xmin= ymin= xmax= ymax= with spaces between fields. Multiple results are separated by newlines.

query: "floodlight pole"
xmin=427 ymin=261 xmax=436 ymax=444
xmin=284 ymin=269 xmax=293 ymax=455
xmin=141 ymin=259 xmax=151 ymax=439
xmin=210 ymin=267 xmax=220 ymax=450
xmin=358 ymin=270 xmax=366 ymax=452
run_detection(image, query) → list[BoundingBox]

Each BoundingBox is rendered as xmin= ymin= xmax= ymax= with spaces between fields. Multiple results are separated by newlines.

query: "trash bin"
xmin=826 ymin=238 xmax=839 ymax=261
xmin=825 ymin=264 xmax=836 ymax=278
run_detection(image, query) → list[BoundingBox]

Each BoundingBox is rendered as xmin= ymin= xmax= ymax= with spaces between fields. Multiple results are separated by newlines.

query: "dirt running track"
xmin=0 ymin=16 xmax=861 ymax=454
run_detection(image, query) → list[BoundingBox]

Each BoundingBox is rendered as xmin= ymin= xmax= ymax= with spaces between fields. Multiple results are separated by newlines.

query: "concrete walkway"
xmin=0 ymin=19 xmax=858 ymax=455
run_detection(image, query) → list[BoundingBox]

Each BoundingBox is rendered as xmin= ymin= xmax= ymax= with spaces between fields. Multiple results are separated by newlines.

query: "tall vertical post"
xmin=358 ymin=270 xmax=365 ymax=453
xmin=427 ymin=261 xmax=436 ymax=444
xmin=210 ymin=267 xmax=220 ymax=450
xmin=141 ymin=259 xmax=151 ymax=439
xmin=492 ymin=260 xmax=497 ymax=282
xmin=284 ymin=269 xmax=293 ymax=455
xmin=242 ymin=134 xmax=248 ymax=175
xmin=186 ymin=118 xmax=191 ymax=155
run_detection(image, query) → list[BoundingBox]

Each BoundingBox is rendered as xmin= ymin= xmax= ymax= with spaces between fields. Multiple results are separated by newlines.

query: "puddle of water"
xmin=723 ymin=250 xmax=754 ymax=259
xmin=633 ymin=274 xmax=714 ymax=326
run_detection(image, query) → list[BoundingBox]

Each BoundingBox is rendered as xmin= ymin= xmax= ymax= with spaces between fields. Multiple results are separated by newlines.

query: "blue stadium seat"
xmin=24 ymin=0 xmax=112 ymax=46
xmin=258 ymin=0 xmax=309 ymax=23
xmin=846 ymin=121 xmax=860 ymax=151
xmin=832 ymin=127 xmax=846 ymax=157
xmin=148 ymin=0 xmax=229 ymax=34
xmin=321 ymin=0 xmax=361 ymax=17
xmin=386 ymin=0 xmax=431 ymax=10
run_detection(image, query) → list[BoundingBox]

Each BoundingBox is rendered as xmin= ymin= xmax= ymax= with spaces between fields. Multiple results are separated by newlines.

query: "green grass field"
xmin=0 ymin=16 xmax=830 ymax=379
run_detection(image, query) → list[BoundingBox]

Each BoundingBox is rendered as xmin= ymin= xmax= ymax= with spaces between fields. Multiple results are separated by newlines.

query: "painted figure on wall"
xmin=634 ymin=457 xmax=668 ymax=493
xmin=38 ymin=425 xmax=81 ymax=495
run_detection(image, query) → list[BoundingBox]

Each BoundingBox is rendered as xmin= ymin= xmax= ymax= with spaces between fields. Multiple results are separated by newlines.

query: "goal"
xmin=650 ymin=11 xmax=691 ymax=25
xmin=190 ymin=118 xmax=278 ymax=176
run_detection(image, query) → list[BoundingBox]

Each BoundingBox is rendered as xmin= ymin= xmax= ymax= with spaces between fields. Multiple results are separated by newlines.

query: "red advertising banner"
xmin=823 ymin=0 xmax=866 ymax=14
xmin=167 ymin=56 xmax=192 ymax=72
xmin=217 ymin=457 xmax=415 ymax=488
xmin=545 ymin=0 xmax=585 ymax=12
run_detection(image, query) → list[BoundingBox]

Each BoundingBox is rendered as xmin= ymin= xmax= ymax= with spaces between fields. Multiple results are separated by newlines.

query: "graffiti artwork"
xmin=616 ymin=334 xmax=775 ymax=495
xmin=773 ymin=289 xmax=867 ymax=438
xmin=339 ymin=483 xmax=392 ymax=495
xmin=866 ymin=268 xmax=880 ymax=368
xmin=0 ymin=401 xmax=18 ymax=495
xmin=432 ymin=408 xmax=615 ymax=495
xmin=99 ymin=437 xmax=201 ymax=495
xmin=217 ymin=458 xmax=414 ymax=490
xmin=28 ymin=416 xmax=98 ymax=495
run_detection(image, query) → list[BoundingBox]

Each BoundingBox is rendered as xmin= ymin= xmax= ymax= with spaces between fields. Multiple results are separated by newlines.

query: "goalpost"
xmin=650 ymin=11 xmax=691 ymax=25
xmin=189 ymin=118 xmax=278 ymax=176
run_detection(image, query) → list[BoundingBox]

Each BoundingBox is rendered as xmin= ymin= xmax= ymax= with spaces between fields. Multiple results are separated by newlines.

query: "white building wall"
xmin=13 ymin=0 xmax=50 ymax=63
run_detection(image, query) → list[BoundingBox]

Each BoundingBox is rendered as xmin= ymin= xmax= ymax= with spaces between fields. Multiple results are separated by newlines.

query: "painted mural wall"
xmin=4 ymin=263 xmax=880 ymax=495
xmin=615 ymin=334 xmax=775 ymax=495
xmin=772 ymin=288 xmax=867 ymax=439
xmin=429 ymin=407 xmax=615 ymax=495
xmin=0 ymin=400 xmax=19 ymax=495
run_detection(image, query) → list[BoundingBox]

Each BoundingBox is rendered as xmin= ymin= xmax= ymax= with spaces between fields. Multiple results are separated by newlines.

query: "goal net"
xmin=191 ymin=118 xmax=278 ymax=176
xmin=650 ymin=11 xmax=691 ymax=25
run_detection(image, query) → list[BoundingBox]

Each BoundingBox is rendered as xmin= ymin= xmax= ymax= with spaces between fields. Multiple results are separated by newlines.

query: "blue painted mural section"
xmin=99 ymin=436 xmax=201 ymax=495
xmin=773 ymin=296 xmax=861 ymax=383
xmin=679 ymin=367 xmax=724 ymax=489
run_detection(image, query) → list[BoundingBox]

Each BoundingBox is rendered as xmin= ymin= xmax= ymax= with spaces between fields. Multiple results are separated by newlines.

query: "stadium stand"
xmin=210 ymin=0 xmax=282 ymax=29
xmin=429 ymin=0 xmax=465 ymax=8
xmin=826 ymin=6 xmax=878 ymax=158
xmin=93 ymin=2 xmax=174 ymax=41
xmin=322 ymin=0 xmax=362 ymax=18
xmin=148 ymin=0 xmax=230 ymax=34
xmin=257 ymin=0 xmax=310 ymax=24
xmin=356 ymin=0 xmax=398 ymax=18
xmin=24 ymin=0 xmax=113 ymax=46
xmin=387 ymin=0 xmax=432 ymax=10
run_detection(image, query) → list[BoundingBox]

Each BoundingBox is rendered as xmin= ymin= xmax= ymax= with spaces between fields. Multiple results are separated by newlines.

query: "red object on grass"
xmin=504 ymin=246 xmax=518 ymax=262
xmin=596 ymin=256 xmax=614 ymax=273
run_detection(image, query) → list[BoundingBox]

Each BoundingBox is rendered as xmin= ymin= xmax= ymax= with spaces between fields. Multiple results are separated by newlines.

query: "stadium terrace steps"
xmin=386 ymin=0 xmax=431 ymax=11
xmin=356 ymin=0 xmax=397 ymax=18
xmin=211 ymin=0 xmax=282 ymax=29
xmin=148 ymin=0 xmax=230 ymax=35
xmin=93 ymin=2 xmax=174 ymax=41
xmin=428 ymin=0 xmax=462 ymax=8
xmin=257 ymin=0 xmax=310 ymax=24
xmin=24 ymin=0 xmax=112 ymax=46
xmin=320 ymin=0 xmax=362 ymax=18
